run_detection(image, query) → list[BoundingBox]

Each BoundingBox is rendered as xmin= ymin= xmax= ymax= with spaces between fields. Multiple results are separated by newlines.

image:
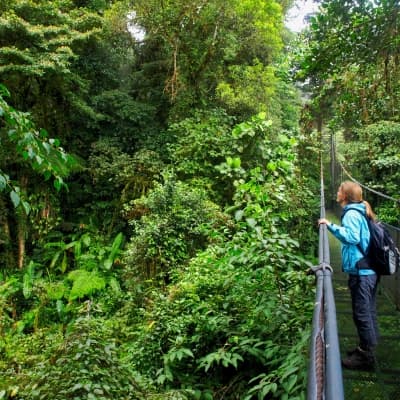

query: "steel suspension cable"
xmin=336 ymin=155 xmax=400 ymax=204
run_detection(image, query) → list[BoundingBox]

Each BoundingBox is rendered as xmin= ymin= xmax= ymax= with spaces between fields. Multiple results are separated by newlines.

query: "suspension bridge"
xmin=307 ymin=157 xmax=400 ymax=400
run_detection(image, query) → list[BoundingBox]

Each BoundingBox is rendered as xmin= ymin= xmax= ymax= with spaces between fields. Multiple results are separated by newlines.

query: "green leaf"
xmin=49 ymin=138 xmax=60 ymax=146
xmin=47 ymin=283 xmax=66 ymax=301
xmin=246 ymin=218 xmax=257 ymax=228
xmin=35 ymin=155 xmax=43 ymax=165
xmin=43 ymin=142 xmax=51 ymax=153
xmin=71 ymin=383 xmax=83 ymax=392
xmin=108 ymin=277 xmax=121 ymax=294
xmin=7 ymin=129 xmax=16 ymax=138
xmin=0 ymin=174 xmax=7 ymax=190
xmin=203 ymin=392 xmax=213 ymax=400
xmin=54 ymin=177 xmax=63 ymax=191
xmin=49 ymin=251 xmax=61 ymax=270
xmin=22 ymin=200 xmax=31 ymax=215
xmin=232 ymin=157 xmax=241 ymax=168
xmin=235 ymin=209 xmax=244 ymax=221
xmin=61 ymin=252 xmax=68 ymax=273
xmin=82 ymin=234 xmax=91 ymax=247
xmin=39 ymin=128 xmax=48 ymax=138
xmin=181 ymin=348 xmax=194 ymax=358
xmin=10 ymin=190 xmax=20 ymax=208
xmin=103 ymin=259 xmax=113 ymax=270
xmin=283 ymin=374 xmax=297 ymax=393
xmin=68 ymin=270 xmax=106 ymax=300
xmin=261 ymin=384 xmax=273 ymax=398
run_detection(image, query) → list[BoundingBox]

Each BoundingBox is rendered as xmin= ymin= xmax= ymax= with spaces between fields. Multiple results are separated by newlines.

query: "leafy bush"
xmin=0 ymin=230 xmax=126 ymax=334
xmin=1 ymin=317 xmax=144 ymax=400
xmin=165 ymin=108 xmax=236 ymax=203
xmin=123 ymin=175 xmax=228 ymax=284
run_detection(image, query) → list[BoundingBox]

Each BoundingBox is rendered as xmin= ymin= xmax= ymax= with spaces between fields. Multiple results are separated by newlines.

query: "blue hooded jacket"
xmin=327 ymin=202 xmax=375 ymax=275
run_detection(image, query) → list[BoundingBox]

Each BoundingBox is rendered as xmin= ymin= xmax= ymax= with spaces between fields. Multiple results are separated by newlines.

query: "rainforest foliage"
xmin=0 ymin=0 xmax=398 ymax=399
xmin=298 ymin=0 xmax=400 ymax=222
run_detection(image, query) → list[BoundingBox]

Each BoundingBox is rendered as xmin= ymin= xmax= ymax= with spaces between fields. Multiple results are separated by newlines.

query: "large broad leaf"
xmin=67 ymin=270 xmax=106 ymax=301
xmin=10 ymin=190 xmax=20 ymax=208
xmin=103 ymin=232 xmax=124 ymax=270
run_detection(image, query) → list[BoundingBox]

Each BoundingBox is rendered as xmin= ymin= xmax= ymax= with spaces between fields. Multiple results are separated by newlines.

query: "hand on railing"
xmin=318 ymin=218 xmax=330 ymax=226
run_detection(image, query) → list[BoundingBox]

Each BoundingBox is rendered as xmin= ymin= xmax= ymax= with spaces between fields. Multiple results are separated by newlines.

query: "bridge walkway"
xmin=327 ymin=211 xmax=400 ymax=399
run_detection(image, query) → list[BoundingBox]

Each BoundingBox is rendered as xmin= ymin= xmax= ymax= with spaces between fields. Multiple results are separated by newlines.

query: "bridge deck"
xmin=328 ymin=211 xmax=400 ymax=399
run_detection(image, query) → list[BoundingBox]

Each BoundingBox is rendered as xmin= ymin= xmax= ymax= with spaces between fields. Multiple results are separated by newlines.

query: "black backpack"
xmin=342 ymin=208 xmax=400 ymax=275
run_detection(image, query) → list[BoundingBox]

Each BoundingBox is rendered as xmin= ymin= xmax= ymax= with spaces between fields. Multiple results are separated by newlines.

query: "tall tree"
xmin=130 ymin=0 xmax=292 ymax=120
xmin=0 ymin=85 xmax=76 ymax=269
xmin=0 ymin=0 xmax=106 ymax=140
xmin=299 ymin=0 xmax=400 ymax=129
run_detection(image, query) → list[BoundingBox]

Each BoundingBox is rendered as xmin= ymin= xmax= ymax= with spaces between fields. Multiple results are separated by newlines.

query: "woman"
xmin=318 ymin=181 xmax=378 ymax=370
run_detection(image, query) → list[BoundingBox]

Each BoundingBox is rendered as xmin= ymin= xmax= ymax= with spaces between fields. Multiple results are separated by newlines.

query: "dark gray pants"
xmin=348 ymin=274 xmax=379 ymax=350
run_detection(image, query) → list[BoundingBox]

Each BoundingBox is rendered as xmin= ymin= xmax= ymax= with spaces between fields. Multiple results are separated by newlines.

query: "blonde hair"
xmin=339 ymin=181 xmax=376 ymax=220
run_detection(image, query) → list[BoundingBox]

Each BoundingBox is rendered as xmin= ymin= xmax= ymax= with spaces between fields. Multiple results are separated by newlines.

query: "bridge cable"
xmin=336 ymin=154 xmax=400 ymax=204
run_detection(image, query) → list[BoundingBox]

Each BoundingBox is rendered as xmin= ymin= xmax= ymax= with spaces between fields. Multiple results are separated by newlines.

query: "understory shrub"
xmin=123 ymin=176 xmax=228 ymax=285
xmin=0 ymin=317 xmax=144 ymax=400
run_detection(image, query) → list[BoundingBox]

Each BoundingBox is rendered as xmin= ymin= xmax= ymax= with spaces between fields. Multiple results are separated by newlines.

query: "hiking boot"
xmin=346 ymin=347 xmax=359 ymax=356
xmin=342 ymin=347 xmax=375 ymax=371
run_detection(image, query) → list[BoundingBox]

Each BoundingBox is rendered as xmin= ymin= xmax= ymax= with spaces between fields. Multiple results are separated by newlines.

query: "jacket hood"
xmin=342 ymin=202 xmax=367 ymax=216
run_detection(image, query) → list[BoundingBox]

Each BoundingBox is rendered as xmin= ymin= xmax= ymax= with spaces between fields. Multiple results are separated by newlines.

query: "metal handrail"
xmin=307 ymin=174 xmax=344 ymax=400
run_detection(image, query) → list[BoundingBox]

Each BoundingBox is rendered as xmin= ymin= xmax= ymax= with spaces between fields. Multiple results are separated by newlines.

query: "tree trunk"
xmin=2 ymin=218 xmax=16 ymax=270
xmin=17 ymin=175 xmax=28 ymax=269
xmin=0 ymin=196 xmax=16 ymax=270
xmin=17 ymin=216 xmax=26 ymax=269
